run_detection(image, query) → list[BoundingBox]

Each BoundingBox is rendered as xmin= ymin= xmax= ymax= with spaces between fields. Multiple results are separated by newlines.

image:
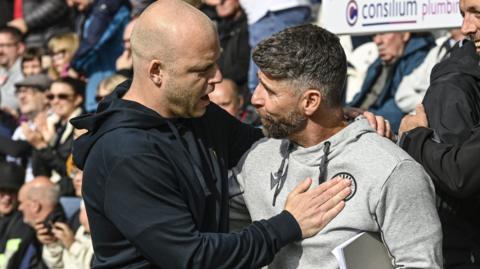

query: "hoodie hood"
xmin=289 ymin=116 xmax=375 ymax=166
xmin=430 ymin=39 xmax=480 ymax=82
xmin=71 ymin=80 xmax=168 ymax=169
xmin=269 ymin=117 xmax=375 ymax=205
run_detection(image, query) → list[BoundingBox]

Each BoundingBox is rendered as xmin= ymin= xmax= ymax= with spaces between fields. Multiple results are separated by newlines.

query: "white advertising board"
xmin=322 ymin=0 xmax=463 ymax=35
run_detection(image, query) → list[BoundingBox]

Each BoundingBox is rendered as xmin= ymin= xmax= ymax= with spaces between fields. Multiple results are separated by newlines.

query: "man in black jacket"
xmin=399 ymin=0 xmax=480 ymax=267
xmin=7 ymin=0 xmax=72 ymax=49
xmin=71 ymin=0 xmax=351 ymax=268
xmin=0 ymin=162 xmax=36 ymax=269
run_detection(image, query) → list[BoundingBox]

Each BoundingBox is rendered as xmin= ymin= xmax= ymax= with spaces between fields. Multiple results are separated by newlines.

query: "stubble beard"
xmin=261 ymin=108 xmax=307 ymax=139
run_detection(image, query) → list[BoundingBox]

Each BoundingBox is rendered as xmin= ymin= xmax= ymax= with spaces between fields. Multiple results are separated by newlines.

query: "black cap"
xmin=0 ymin=162 xmax=25 ymax=191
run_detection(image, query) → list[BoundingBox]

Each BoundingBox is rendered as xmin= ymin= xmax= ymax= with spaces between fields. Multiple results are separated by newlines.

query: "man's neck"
xmin=125 ymin=79 xmax=176 ymax=118
xmin=289 ymin=107 xmax=347 ymax=148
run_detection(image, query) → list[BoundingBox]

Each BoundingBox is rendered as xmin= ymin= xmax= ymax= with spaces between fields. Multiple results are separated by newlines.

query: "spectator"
xmin=71 ymin=1 xmax=351 ymax=267
xmin=230 ymin=24 xmax=442 ymax=268
xmin=349 ymin=32 xmax=435 ymax=132
xmin=42 ymin=160 xmax=93 ymax=269
xmin=0 ymin=0 xmax=14 ymax=27
xmin=115 ymin=19 xmax=136 ymax=78
xmin=7 ymin=0 xmax=72 ymax=49
xmin=394 ymin=29 xmax=465 ymax=114
xmin=0 ymin=26 xmax=25 ymax=113
xmin=129 ymin=0 xmax=155 ymax=18
xmin=237 ymin=0 xmax=312 ymax=92
xmin=208 ymin=79 xmax=243 ymax=118
xmin=2 ymin=74 xmax=51 ymax=182
xmin=27 ymin=78 xmax=84 ymax=196
xmin=0 ymin=162 xmax=34 ymax=269
xmin=399 ymin=39 xmax=480 ymax=268
xmin=42 ymin=201 xmax=93 ymax=269
xmin=68 ymin=0 xmax=131 ymax=112
xmin=18 ymin=176 xmax=65 ymax=269
xmin=47 ymin=33 xmax=79 ymax=80
xmin=96 ymin=74 xmax=127 ymax=103
xmin=0 ymin=110 xmax=17 ymax=139
xmin=21 ymin=48 xmax=43 ymax=77
xmin=203 ymin=0 xmax=250 ymax=89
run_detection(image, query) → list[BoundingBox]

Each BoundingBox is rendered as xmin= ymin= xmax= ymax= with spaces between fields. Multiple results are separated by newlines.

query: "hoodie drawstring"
xmin=166 ymin=120 xmax=211 ymax=196
xmin=271 ymin=141 xmax=331 ymax=206
xmin=318 ymin=141 xmax=330 ymax=184
xmin=272 ymin=143 xmax=293 ymax=207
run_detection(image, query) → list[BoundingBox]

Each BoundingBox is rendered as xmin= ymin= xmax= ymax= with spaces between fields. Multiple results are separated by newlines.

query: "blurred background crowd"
xmin=0 ymin=0 xmax=473 ymax=268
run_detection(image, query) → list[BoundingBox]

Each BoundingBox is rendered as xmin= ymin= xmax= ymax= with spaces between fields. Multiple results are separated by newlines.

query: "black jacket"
xmin=400 ymin=40 xmax=480 ymax=264
xmin=0 ymin=210 xmax=35 ymax=269
xmin=22 ymin=0 xmax=73 ymax=49
xmin=71 ymin=81 xmax=301 ymax=268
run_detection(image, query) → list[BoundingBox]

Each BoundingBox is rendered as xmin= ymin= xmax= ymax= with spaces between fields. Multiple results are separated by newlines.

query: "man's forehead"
xmin=461 ymin=0 xmax=480 ymax=11
xmin=0 ymin=32 xmax=15 ymax=41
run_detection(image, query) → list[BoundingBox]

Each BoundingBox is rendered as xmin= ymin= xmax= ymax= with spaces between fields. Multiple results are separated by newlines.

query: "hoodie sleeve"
xmin=103 ymin=153 xmax=301 ymax=268
xmin=375 ymin=160 xmax=443 ymax=268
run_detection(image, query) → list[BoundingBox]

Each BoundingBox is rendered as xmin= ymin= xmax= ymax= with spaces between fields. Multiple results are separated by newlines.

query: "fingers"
xmin=311 ymin=180 xmax=351 ymax=209
xmin=53 ymin=222 xmax=68 ymax=231
xmin=320 ymin=200 xmax=346 ymax=225
xmin=290 ymin=177 xmax=313 ymax=195
xmin=34 ymin=221 xmax=45 ymax=231
xmin=415 ymin=104 xmax=426 ymax=116
xmin=363 ymin=111 xmax=377 ymax=130
xmin=375 ymin=115 xmax=386 ymax=136
xmin=316 ymin=186 xmax=351 ymax=212
xmin=385 ymin=119 xmax=393 ymax=140
xmin=310 ymin=177 xmax=350 ymax=198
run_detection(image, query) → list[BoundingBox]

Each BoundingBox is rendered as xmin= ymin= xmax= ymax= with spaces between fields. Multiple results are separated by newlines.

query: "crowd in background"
xmin=0 ymin=0 xmax=477 ymax=268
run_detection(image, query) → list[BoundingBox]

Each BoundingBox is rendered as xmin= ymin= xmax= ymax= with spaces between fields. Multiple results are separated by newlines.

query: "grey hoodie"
xmin=231 ymin=117 xmax=443 ymax=269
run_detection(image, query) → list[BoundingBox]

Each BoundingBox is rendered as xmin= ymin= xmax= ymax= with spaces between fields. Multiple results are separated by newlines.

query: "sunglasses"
xmin=46 ymin=93 xmax=74 ymax=101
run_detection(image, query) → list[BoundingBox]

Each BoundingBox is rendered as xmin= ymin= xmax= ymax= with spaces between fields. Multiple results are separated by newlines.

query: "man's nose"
xmin=461 ymin=14 xmax=477 ymax=37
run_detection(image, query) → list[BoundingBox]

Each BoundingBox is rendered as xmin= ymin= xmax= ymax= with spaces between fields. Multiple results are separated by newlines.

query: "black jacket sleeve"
xmin=32 ymin=146 xmax=68 ymax=177
xmin=221 ymin=107 xmax=263 ymax=168
xmin=423 ymin=73 xmax=479 ymax=144
xmin=0 ymin=136 xmax=32 ymax=158
xmin=104 ymin=154 xmax=301 ymax=268
xmin=401 ymin=127 xmax=480 ymax=199
xmin=23 ymin=0 xmax=70 ymax=31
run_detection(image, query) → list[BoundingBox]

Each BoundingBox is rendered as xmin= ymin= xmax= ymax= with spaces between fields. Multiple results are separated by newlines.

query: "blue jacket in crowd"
xmin=71 ymin=0 xmax=131 ymax=112
xmin=349 ymin=34 xmax=435 ymax=132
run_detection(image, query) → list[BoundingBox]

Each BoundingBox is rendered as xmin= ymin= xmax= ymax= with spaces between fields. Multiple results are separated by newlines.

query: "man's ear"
xmin=17 ymin=42 xmax=25 ymax=55
xmin=148 ymin=59 xmax=163 ymax=86
xmin=402 ymin=32 xmax=411 ymax=42
xmin=301 ymin=89 xmax=322 ymax=116
xmin=32 ymin=201 xmax=40 ymax=213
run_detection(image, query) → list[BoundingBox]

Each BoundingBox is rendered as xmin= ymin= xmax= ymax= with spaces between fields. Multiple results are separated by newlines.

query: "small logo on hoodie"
xmin=333 ymin=172 xmax=357 ymax=201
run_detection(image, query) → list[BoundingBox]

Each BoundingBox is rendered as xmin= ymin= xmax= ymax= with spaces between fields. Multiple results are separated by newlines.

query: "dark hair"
xmin=0 ymin=26 xmax=24 ymax=43
xmin=252 ymin=24 xmax=347 ymax=107
xmin=54 ymin=77 xmax=86 ymax=97
xmin=22 ymin=48 xmax=43 ymax=66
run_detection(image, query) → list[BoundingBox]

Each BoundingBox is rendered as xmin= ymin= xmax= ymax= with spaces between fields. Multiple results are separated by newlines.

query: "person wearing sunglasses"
xmin=25 ymin=77 xmax=85 ymax=196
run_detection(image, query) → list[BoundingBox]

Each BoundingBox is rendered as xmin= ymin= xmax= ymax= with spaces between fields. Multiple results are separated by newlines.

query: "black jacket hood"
xmin=431 ymin=39 xmax=480 ymax=82
xmin=71 ymin=80 xmax=168 ymax=169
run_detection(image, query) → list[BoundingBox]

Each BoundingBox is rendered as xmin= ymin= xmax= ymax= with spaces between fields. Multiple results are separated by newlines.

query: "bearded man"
xmin=230 ymin=24 xmax=443 ymax=269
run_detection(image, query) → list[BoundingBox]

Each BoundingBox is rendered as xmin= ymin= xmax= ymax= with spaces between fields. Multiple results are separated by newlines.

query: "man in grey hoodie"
xmin=230 ymin=24 xmax=443 ymax=269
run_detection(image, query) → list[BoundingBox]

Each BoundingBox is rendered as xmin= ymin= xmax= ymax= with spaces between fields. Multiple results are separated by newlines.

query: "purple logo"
xmin=346 ymin=0 xmax=358 ymax=26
